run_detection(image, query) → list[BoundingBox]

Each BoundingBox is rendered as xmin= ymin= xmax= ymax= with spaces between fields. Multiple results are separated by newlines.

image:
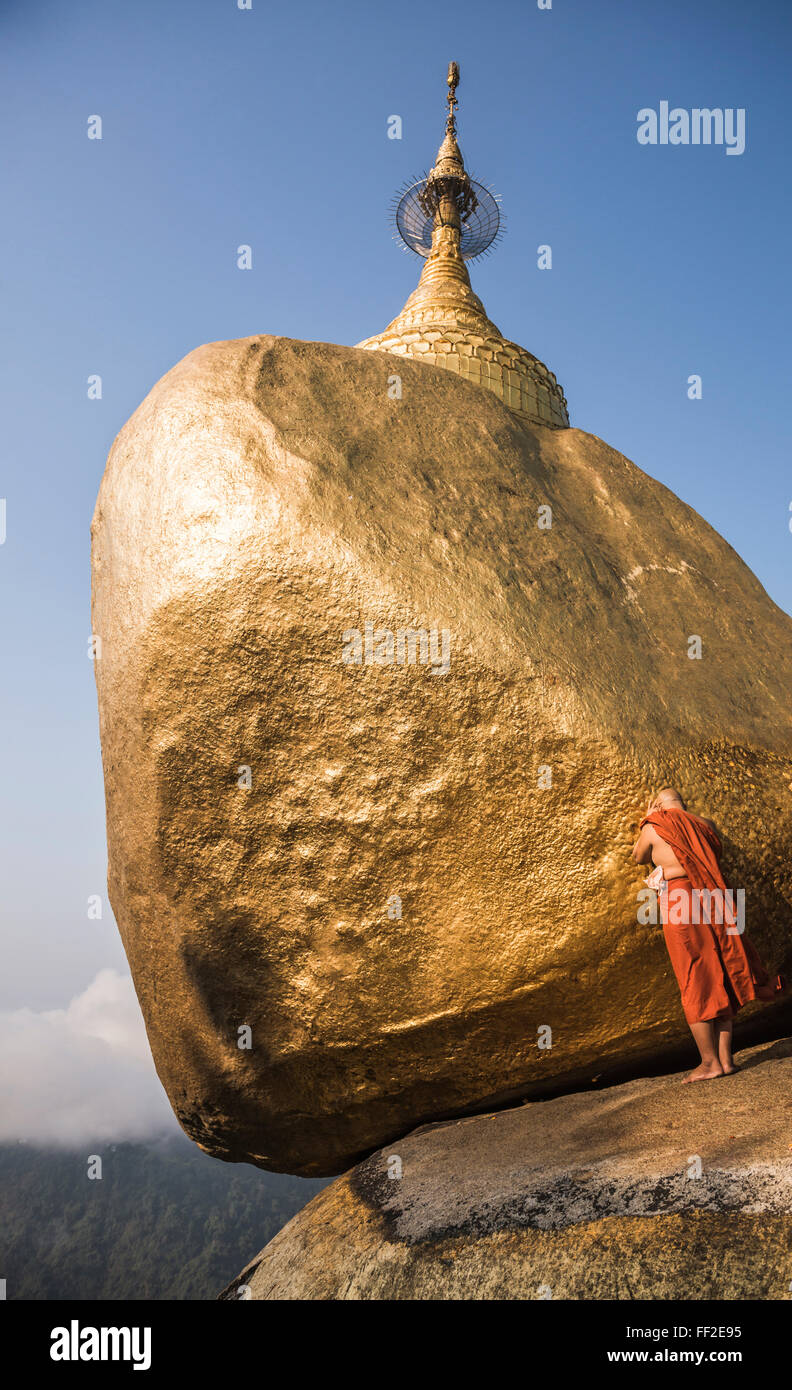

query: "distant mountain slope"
xmin=0 ymin=1135 xmax=325 ymax=1300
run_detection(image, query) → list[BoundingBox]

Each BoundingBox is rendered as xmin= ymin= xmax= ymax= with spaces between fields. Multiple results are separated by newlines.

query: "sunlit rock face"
xmin=91 ymin=334 xmax=792 ymax=1176
xmin=219 ymin=1038 xmax=792 ymax=1299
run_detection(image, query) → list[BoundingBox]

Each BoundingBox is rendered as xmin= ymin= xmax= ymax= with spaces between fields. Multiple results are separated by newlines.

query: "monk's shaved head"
xmin=654 ymin=787 xmax=686 ymax=810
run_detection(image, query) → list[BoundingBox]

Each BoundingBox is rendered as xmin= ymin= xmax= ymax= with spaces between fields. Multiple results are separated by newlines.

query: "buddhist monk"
xmin=632 ymin=787 xmax=785 ymax=1084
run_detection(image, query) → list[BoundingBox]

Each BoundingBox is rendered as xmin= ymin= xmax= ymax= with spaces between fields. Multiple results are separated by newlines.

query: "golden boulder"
xmin=91 ymin=334 xmax=792 ymax=1175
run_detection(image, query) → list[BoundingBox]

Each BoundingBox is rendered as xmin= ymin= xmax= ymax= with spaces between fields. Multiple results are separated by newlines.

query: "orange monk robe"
xmin=640 ymin=807 xmax=784 ymax=1025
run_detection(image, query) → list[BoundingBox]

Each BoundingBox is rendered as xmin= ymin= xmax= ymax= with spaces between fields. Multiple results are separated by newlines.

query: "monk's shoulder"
xmin=689 ymin=811 xmax=720 ymax=838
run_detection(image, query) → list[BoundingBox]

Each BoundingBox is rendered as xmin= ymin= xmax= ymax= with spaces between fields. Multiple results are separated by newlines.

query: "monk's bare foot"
xmin=682 ymin=1062 xmax=724 ymax=1084
xmin=721 ymin=1064 xmax=740 ymax=1075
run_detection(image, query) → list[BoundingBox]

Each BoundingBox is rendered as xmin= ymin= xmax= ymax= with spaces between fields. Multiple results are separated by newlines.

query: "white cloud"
xmin=0 ymin=969 xmax=178 ymax=1146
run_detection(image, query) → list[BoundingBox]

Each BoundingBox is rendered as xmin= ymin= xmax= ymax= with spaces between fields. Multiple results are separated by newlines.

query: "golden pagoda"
xmin=357 ymin=62 xmax=569 ymax=429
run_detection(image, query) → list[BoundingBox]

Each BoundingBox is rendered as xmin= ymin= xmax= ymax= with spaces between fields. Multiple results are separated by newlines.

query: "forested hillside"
xmin=0 ymin=1135 xmax=326 ymax=1300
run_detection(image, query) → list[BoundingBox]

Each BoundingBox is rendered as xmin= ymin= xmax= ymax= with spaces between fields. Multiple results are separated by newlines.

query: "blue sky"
xmin=2 ymin=0 xmax=790 ymax=1012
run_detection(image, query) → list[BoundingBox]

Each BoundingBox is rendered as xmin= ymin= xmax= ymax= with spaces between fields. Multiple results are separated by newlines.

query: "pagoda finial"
xmin=422 ymin=60 xmax=474 ymax=234
xmin=427 ymin=60 xmax=468 ymax=188
xmin=446 ymin=61 xmax=460 ymax=136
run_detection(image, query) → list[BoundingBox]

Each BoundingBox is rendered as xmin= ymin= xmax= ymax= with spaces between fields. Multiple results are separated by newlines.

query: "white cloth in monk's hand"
xmin=644 ymin=864 xmax=667 ymax=895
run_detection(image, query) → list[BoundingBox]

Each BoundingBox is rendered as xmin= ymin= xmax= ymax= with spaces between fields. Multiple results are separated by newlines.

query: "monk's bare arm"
xmin=631 ymin=825 xmax=655 ymax=865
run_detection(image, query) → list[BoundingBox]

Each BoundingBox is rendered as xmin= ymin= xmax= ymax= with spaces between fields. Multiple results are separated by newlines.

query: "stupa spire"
xmin=408 ymin=62 xmax=485 ymax=306
xmin=446 ymin=60 xmax=459 ymax=135
xmin=356 ymin=62 xmax=569 ymax=430
xmin=432 ymin=60 xmax=465 ymax=177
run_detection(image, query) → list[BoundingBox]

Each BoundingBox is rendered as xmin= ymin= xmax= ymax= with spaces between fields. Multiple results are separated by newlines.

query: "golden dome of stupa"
xmin=357 ymin=62 xmax=569 ymax=430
